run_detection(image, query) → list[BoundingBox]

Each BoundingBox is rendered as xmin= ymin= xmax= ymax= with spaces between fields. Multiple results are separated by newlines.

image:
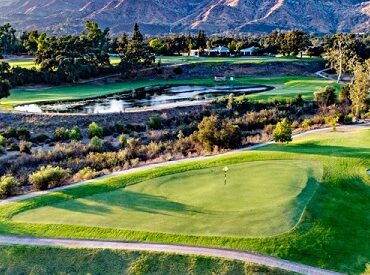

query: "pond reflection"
xmin=15 ymin=84 xmax=273 ymax=114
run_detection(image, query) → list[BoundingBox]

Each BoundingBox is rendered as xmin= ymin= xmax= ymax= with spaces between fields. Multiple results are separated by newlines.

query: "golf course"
xmin=0 ymin=126 xmax=369 ymax=273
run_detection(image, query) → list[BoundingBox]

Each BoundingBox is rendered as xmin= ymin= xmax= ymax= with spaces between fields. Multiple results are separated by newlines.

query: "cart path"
xmin=1 ymin=122 xmax=369 ymax=207
xmin=0 ymin=236 xmax=343 ymax=275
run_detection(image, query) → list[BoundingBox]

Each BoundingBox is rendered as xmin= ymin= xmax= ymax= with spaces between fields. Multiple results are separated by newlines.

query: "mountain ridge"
xmin=0 ymin=0 xmax=369 ymax=34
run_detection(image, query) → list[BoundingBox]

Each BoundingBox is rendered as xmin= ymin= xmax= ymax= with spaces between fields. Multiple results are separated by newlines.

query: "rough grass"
xmin=13 ymin=160 xmax=321 ymax=237
xmin=0 ymin=245 xmax=294 ymax=275
xmin=0 ymin=128 xmax=368 ymax=273
xmin=1 ymin=76 xmax=337 ymax=109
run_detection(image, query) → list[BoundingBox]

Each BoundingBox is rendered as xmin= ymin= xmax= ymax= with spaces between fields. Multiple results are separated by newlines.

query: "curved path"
xmin=0 ymin=236 xmax=342 ymax=275
xmin=0 ymin=123 xmax=368 ymax=274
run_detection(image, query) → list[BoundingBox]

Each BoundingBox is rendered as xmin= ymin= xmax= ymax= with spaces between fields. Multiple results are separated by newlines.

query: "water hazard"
xmin=15 ymin=84 xmax=273 ymax=114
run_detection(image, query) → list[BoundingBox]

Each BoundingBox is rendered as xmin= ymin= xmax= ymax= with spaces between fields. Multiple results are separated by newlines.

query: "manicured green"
xmin=0 ymin=76 xmax=337 ymax=109
xmin=0 ymin=245 xmax=293 ymax=275
xmin=0 ymin=128 xmax=369 ymax=273
xmin=157 ymin=55 xmax=324 ymax=66
xmin=6 ymin=55 xmax=323 ymax=69
xmin=7 ymin=59 xmax=37 ymax=69
xmin=13 ymin=160 xmax=322 ymax=237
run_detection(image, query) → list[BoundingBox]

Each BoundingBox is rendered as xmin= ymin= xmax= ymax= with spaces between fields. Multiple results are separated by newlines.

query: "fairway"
xmin=13 ymin=160 xmax=321 ymax=237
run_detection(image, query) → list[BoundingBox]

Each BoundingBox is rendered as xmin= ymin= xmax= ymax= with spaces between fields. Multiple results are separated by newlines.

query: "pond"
xmin=14 ymin=84 xmax=273 ymax=114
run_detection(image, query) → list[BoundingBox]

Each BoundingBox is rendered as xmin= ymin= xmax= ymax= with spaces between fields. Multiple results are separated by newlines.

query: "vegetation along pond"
xmin=14 ymin=84 xmax=273 ymax=114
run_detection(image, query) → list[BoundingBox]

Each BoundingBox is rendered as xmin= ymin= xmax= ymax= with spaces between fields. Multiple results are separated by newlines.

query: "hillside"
xmin=0 ymin=0 xmax=369 ymax=34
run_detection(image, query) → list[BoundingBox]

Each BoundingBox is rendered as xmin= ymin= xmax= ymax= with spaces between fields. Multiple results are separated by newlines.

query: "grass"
xmin=13 ymin=160 xmax=322 ymax=237
xmin=0 ymin=128 xmax=369 ymax=273
xmin=0 ymin=245 xmax=294 ymax=275
xmin=0 ymin=76 xmax=338 ymax=109
xmin=6 ymin=55 xmax=323 ymax=69
xmin=158 ymin=55 xmax=324 ymax=65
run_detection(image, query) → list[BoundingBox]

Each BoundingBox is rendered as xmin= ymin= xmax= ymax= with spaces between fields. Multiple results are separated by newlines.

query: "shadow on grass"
xmin=48 ymin=190 xmax=201 ymax=217
xmin=258 ymin=142 xmax=370 ymax=159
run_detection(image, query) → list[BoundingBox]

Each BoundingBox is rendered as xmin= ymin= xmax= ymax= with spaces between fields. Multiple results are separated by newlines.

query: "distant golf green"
xmin=13 ymin=160 xmax=322 ymax=237
xmin=0 ymin=76 xmax=338 ymax=110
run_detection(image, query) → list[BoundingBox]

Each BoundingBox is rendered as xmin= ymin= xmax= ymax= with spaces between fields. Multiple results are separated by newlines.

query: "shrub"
xmin=326 ymin=115 xmax=339 ymax=132
xmin=148 ymin=115 xmax=162 ymax=130
xmin=54 ymin=127 xmax=69 ymax=141
xmin=88 ymin=122 xmax=103 ymax=138
xmin=173 ymin=66 xmax=183 ymax=75
xmin=89 ymin=136 xmax=103 ymax=151
xmin=301 ymin=119 xmax=313 ymax=129
xmin=0 ymin=135 xmax=6 ymax=147
xmin=33 ymin=134 xmax=50 ymax=143
xmin=314 ymin=86 xmax=337 ymax=110
xmin=19 ymin=140 xmax=32 ymax=154
xmin=344 ymin=114 xmax=353 ymax=124
xmin=0 ymin=175 xmax=18 ymax=198
xmin=191 ymin=115 xmax=241 ymax=152
xmin=73 ymin=167 xmax=98 ymax=181
xmin=16 ymin=128 xmax=31 ymax=140
xmin=69 ymin=126 xmax=82 ymax=141
xmin=119 ymin=134 xmax=127 ymax=147
xmin=29 ymin=166 xmax=70 ymax=190
xmin=0 ymin=135 xmax=6 ymax=152
xmin=273 ymin=118 xmax=292 ymax=143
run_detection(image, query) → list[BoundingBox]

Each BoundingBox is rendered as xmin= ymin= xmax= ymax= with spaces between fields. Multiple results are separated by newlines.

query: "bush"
xmin=54 ymin=127 xmax=69 ymax=141
xmin=29 ymin=166 xmax=70 ymax=190
xmin=88 ymin=122 xmax=103 ymax=138
xmin=0 ymin=135 xmax=6 ymax=147
xmin=301 ymin=119 xmax=313 ymax=129
xmin=16 ymin=128 xmax=31 ymax=140
xmin=89 ymin=136 xmax=103 ymax=151
xmin=0 ymin=175 xmax=18 ymax=198
xmin=33 ymin=134 xmax=50 ymax=143
xmin=19 ymin=140 xmax=32 ymax=154
xmin=191 ymin=115 xmax=242 ymax=152
xmin=273 ymin=118 xmax=292 ymax=143
xmin=73 ymin=167 xmax=98 ymax=182
xmin=0 ymin=135 xmax=6 ymax=152
xmin=173 ymin=66 xmax=183 ymax=75
xmin=69 ymin=126 xmax=82 ymax=141
xmin=344 ymin=114 xmax=353 ymax=124
xmin=314 ymin=86 xmax=337 ymax=110
xmin=148 ymin=115 xmax=162 ymax=130
xmin=119 ymin=134 xmax=127 ymax=147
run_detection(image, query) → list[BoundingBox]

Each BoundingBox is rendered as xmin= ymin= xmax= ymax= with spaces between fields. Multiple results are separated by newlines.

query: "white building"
xmin=205 ymin=46 xmax=230 ymax=57
xmin=240 ymin=46 xmax=259 ymax=56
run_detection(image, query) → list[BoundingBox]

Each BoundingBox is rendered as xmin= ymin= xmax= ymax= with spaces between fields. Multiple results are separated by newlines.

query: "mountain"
xmin=0 ymin=0 xmax=369 ymax=34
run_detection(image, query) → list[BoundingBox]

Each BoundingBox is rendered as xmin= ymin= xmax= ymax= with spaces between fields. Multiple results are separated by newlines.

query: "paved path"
xmin=0 ymin=236 xmax=343 ymax=275
xmin=1 ymin=122 xmax=369 ymax=207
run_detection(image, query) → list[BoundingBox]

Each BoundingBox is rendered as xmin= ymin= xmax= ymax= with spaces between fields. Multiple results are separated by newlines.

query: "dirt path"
xmin=0 ymin=236 xmax=342 ymax=275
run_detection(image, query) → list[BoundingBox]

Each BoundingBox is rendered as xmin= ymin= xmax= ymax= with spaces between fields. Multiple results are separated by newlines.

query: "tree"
xmin=117 ymin=33 xmax=128 ymax=55
xmin=350 ymin=60 xmax=370 ymax=117
xmin=119 ymin=23 xmax=153 ymax=77
xmin=314 ymin=86 xmax=337 ymax=112
xmin=0 ymin=79 xmax=11 ymax=100
xmin=273 ymin=118 xmax=292 ymax=143
xmin=327 ymin=34 xmax=358 ymax=83
xmin=191 ymin=115 xmax=241 ymax=152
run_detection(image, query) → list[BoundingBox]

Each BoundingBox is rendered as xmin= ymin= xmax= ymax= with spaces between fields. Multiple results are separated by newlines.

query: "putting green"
xmin=14 ymin=160 xmax=322 ymax=237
